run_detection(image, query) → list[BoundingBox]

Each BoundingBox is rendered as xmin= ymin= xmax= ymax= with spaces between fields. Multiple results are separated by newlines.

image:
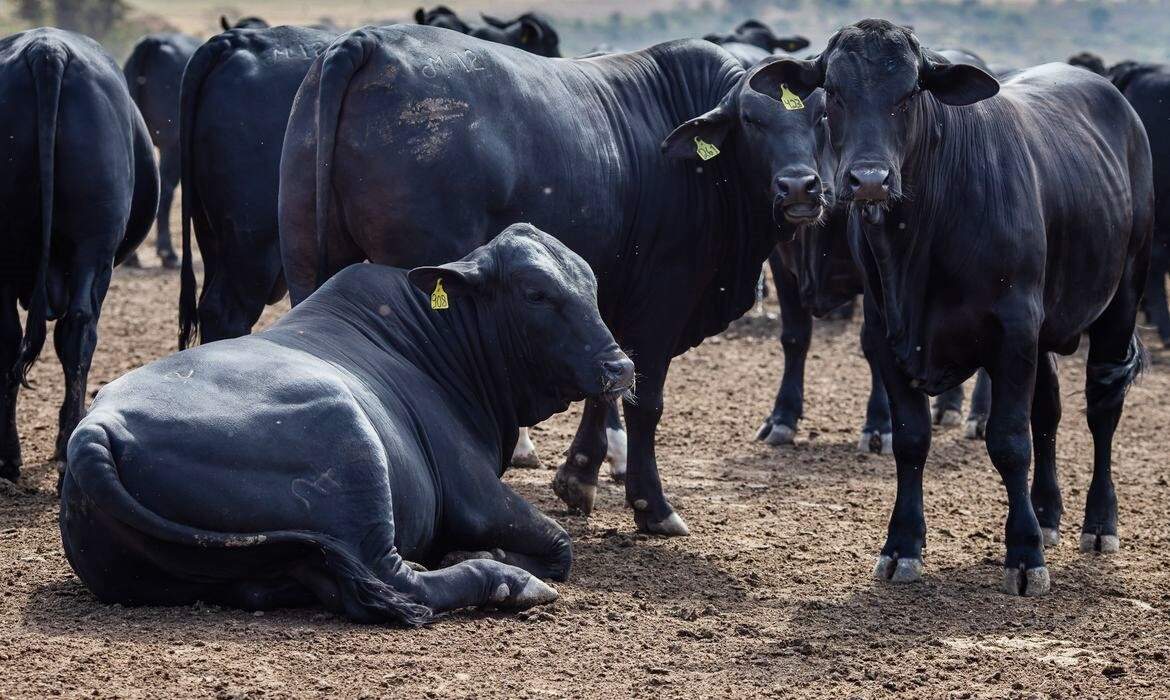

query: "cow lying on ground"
xmin=177 ymin=25 xmax=334 ymax=348
xmin=774 ymin=19 xmax=1152 ymax=595
xmin=415 ymin=6 xmax=561 ymax=57
xmin=61 ymin=224 xmax=630 ymax=623
xmin=279 ymin=28 xmax=832 ymax=535
xmin=1069 ymin=53 xmax=1170 ymax=348
xmin=0 ymin=28 xmax=158 ymax=480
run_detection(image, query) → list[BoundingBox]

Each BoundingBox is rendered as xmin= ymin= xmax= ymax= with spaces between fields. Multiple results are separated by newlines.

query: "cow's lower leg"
xmin=510 ymin=427 xmax=542 ymax=469
xmin=440 ymin=481 xmax=572 ymax=581
xmin=1141 ymin=230 xmax=1170 ymax=346
xmin=965 ymin=369 xmax=992 ymax=439
xmin=1030 ymin=353 xmax=1063 ymax=547
xmin=0 ymin=288 xmax=21 ymax=481
xmin=52 ymin=266 xmax=110 ymax=462
xmin=603 ymin=402 xmax=627 ymax=482
xmin=154 ymin=145 xmax=181 ymax=269
xmin=757 ymin=256 xmax=810 ymax=446
xmin=621 ymin=361 xmax=688 ymax=536
xmin=552 ymin=397 xmax=611 ymax=514
xmin=931 ymin=384 xmax=964 ymax=428
xmin=986 ymin=331 xmax=1048 ymax=596
xmin=859 ymin=319 xmax=892 ymax=454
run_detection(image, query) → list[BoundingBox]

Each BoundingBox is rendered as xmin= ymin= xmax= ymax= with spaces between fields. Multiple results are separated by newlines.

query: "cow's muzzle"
xmin=599 ymin=355 xmax=635 ymax=402
xmin=774 ymin=171 xmax=825 ymax=225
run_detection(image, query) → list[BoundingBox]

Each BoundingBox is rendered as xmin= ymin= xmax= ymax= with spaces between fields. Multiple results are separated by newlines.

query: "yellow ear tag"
xmin=780 ymin=84 xmax=805 ymax=111
xmin=694 ymin=136 xmax=720 ymax=161
xmin=430 ymin=279 xmax=449 ymax=310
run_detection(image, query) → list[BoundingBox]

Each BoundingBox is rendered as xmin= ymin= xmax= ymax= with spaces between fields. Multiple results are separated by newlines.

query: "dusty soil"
xmin=3 ymin=223 xmax=1170 ymax=698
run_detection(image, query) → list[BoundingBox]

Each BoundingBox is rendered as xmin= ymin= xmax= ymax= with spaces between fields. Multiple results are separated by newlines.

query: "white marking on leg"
xmin=510 ymin=428 xmax=542 ymax=469
xmin=605 ymin=426 xmax=627 ymax=480
xmin=1041 ymin=528 xmax=1061 ymax=548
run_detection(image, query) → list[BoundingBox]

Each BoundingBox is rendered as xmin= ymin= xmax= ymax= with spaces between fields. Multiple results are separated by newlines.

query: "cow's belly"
xmin=85 ymin=338 xmax=439 ymax=555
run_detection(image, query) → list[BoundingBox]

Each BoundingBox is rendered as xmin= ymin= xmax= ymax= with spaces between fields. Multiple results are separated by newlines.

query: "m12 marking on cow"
xmin=694 ymin=137 xmax=720 ymax=161
xmin=431 ymin=279 xmax=449 ymax=309
xmin=165 ymin=369 xmax=194 ymax=380
xmin=419 ymin=50 xmax=487 ymax=80
xmin=291 ymin=468 xmax=339 ymax=511
xmin=780 ymin=84 xmax=805 ymax=110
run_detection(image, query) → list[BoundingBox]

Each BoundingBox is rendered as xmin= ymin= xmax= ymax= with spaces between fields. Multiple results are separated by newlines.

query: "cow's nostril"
xmin=602 ymin=358 xmax=634 ymax=387
xmin=848 ymin=173 xmax=862 ymax=191
xmin=776 ymin=180 xmax=790 ymax=196
xmin=805 ymin=177 xmax=820 ymax=194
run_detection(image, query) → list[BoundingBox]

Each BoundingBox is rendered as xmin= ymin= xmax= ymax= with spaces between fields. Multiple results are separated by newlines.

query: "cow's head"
xmin=408 ymin=224 xmax=633 ymax=418
xmin=474 ymin=13 xmax=561 ymax=57
xmin=1068 ymin=51 xmax=1108 ymax=76
xmin=662 ymin=57 xmax=836 ymax=237
xmin=221 ymin=15 xmax=269 ymax=31
xmin=414 ymin=5 xmax=471 ymax=34
xmin=765 ymin=19 xmax=998 ymax=223
xmin=705 ymin=20 xmax=810 ymax=54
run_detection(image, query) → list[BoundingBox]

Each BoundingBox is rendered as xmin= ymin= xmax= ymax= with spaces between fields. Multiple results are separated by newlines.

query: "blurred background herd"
xmin=2 ymin=0 xmax=1167 ymax=66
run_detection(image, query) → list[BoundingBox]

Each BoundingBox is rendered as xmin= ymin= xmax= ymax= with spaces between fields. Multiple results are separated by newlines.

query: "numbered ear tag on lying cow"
xmin=694 ymin=137 xmax=720 ymax=161
xmin=431 ymin=279 xmax=449 ymax=310
xmin=780 ymin=84 xmax=805 ymax=111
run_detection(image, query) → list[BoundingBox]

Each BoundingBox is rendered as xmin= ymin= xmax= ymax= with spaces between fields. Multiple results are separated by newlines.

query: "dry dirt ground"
xmin=3 ymin=226 xmax=1170 ymax=698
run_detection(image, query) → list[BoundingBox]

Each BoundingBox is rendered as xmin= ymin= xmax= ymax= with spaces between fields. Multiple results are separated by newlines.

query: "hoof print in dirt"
xmin=1001 ymin=565 xmax=1050 ymax=596
xmin=1079 ymin=533 xmax=1120 ymax=554
xmin=873 ymin=555 xmax=922 ymax=583
xmin=551 ymin=466 xmax=597 ymax=515
xmin=756 ymin=419 xmax=796 ymax=446
xmin=858 ymin=430 xmax=892 ymax=455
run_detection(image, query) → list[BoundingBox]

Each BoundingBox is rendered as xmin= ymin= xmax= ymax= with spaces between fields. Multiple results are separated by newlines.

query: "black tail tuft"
xmin=1085 ymin=333 xmax=1147 ymax=415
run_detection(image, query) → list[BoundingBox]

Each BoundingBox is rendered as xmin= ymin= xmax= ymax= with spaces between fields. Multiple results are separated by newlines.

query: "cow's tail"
xmin=1086 ymin=334 xmax=1147 ymax=416
xmin=312 ymin=31 xmax=376 ymax=292
xmin=121 ymin=36 xmax=158 ymax=108
xmin=177 ymin=35 xmax=235 ymax=350
xmin=66 ymin=422 xmax=434 ymax=626
xmin=15 ymin=42 xmax=66 ymax=386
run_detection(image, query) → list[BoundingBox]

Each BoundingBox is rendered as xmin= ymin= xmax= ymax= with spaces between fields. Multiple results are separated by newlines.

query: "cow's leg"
xmin=756 ymin=254 xmax=811 ymax=446
xmin=439 ymin=481 xmax=573 ymax=581
xmin=551 ymin=397 xmax=611 ymax=515
xmin=603 ymin=402 xmax=627 ymax=482
xmin=1080 ymin=287 xmax=1144 ymax=555
xmin=931 ymin=385 xmax=964 ymax=428
xmin=52 ymin=263 xmax=112 ymax=462
xmin=510 ymin=427 xmax=541 ymax=469
xmin=866 ymin=317 xmax=931 ymax=583
xmin=985 ymin=326 xmax=1048 ymax=596
xmin=1030 ymin=352 xmax=1063 ymax=548
xmin=0 ymin=286 xmax=21 ymax=482
xmin=154 ymin=143 xmax=181 ymax=269
xmin=859 ymin=318 xmax=892 ymax=454
xmin=965 ymin=369 xmax=992 ymax=439
xmin=622 ymin=358 xmax=689 ymax=536
xmin=1141 ymin=230 xmax=1170 ymax=346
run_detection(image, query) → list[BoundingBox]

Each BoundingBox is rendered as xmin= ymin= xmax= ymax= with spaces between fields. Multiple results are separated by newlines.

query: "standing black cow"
xmin=0 ymin=28 xmax=159 ymax=480
xmin=415 ymin=7 xmax=561 ymax=57
xmin=122 ymin=32 xmax=201 ymax=269
xmin=279 ymin=28 xmax=834 ymax=536
xmin=1069 ymin=53 xmax=1170 ymax=348
xmin=177 ymin=26 xmax=334 ymax=348
xmin=773 ymin=20 xmax=1152 ymax=595
xmin=61 ymin=225 xmax=631 ymax=623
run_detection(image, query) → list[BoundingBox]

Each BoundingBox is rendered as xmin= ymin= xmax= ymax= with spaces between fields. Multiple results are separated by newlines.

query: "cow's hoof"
xmin=873 ymin=555 xmax=922 ymax=583
xmin=1041 ymin=528 xmax=1061 ymax=548
xmin=605 ymin=426 xmax=627 ymax=483
xmin=508 ymin=577 xmax=559 ymax=609
xmin=159 ymin=251 xmax=180 ymax=270
xmin=551 ymin=466 xmax=596 ymax=515
xmin=0 ymin=457 xmax=20 ymax=484
xmin=123 ymin=253 xmax=143 ymax=268
xmin=1079 ymin=533 xmax=1120 ymax=554
xmin=964 ymin=417 xmax=987 ymax=440
xmin=634 ymin=508 xmax=690 ymax=537
xmin=858 ymin=430 xmax=892 ymax=455
xmin=757 ymin=421 xmax=796 ymax=446
xmin=934 ymin=409 xmax=962 ymax=428
xmin=510 ymin=431 xmax=543 ymax=469
xmin=1001 ymin=565 xmax=1050 ymax=596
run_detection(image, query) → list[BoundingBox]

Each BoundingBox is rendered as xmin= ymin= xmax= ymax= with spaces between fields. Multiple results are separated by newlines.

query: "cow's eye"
xmin=523 ymin=288 xmax=549 ymax=304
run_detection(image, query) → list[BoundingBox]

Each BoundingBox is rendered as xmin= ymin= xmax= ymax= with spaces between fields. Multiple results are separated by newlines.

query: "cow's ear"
xmin=408 ymin=259 xmax=487 ymax=299
xmin=771 ymin=35 xmax=810 ymax=54
xmin=516 ymin=17 xmax=545 ymax=46
xmin=480 ymin=13 xmax=508 ymax=28
xmin=662 ymin=105 xmax=734 ymax=161
xmin=921 ymin=60 xmax=999 ymax=106
xmin=748 ymin=57 xmax=822 ymax=102
xmin=220 ymin=15 xmax=231 ymax=31
xmin=414 ymin=8 xmax=426 ymax=24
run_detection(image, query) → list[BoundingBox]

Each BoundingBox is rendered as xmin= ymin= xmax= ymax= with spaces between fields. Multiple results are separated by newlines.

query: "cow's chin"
xmin=774 ymin=198 xmax=824 ymax=227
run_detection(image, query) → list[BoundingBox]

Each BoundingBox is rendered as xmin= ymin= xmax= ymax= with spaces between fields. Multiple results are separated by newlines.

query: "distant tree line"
xmin=12 ymin=0 xmax=128 ymax=38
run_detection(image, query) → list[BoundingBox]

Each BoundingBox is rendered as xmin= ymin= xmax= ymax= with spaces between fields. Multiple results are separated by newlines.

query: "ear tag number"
xmin=780 ymin=84 xmax=805 ymax=111
xmin=694 ymin=137 xmax=720 ymax=161
xmin=431 ymin=279 xmax=449 ymax=310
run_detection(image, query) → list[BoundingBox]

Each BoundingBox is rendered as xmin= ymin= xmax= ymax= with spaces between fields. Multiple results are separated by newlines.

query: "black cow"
xmin=0 ymin=28 xmax=159 ymax=480
xmin=177 ymin=26 xmax=334 ymax=348
xmin=122 ymin=32 xmax=201 ymax=269
xmin=1069 ymin=53 xmax=1170 ymax=348
xmin=220 ymin=15 xmax=269 ymax=30
xmin=279 ymin=28 xmax=834 ymax=535
xmin=62 ymin=225 xmax=630 ymax=622
xmin=415 ymin=6 xmax=561 ymax=57
xmin=703 ymin=20 xmax=810 ymax=55
xmin=774 ymin=20 xmax=1152 ymax=595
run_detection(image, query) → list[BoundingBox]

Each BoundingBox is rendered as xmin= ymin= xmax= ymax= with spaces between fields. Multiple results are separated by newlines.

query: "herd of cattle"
xmin=0 ymin=5 xmax=1166 ymax=623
